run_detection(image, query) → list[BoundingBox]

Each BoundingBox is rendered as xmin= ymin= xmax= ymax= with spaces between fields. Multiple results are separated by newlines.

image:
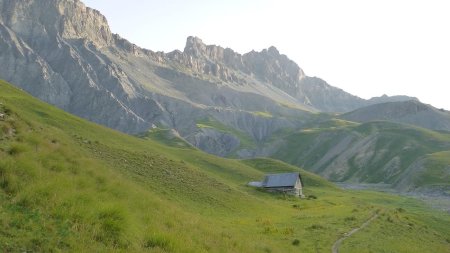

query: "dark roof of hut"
xmin=262 ymin=172 xmax=302 ymax=188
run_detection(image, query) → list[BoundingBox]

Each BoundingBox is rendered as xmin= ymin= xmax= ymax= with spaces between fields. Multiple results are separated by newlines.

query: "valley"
xmin=0 ymin=0 xmax=449 ymax=251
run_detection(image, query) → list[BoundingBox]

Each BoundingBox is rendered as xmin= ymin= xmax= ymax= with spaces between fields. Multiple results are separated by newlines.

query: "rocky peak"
xmin=267 ymin=46 xmax=280 ymax=56
xmin=182 ymin=36 xmax=304 ymax=80
xmin=184 ymin=36 xmax=207 ymax=57
xmin=58 ymin=0 xmax=113 ymax=46
xmin=0 ymin=0 xmax=113 ymax=47
xmin=171 ymin=36 xmax=245 ymax=83
xmin=242 ymin=46 xmax=305 ymax=90
xmin=183 ymin=36 xmax=236 ymax=64
xmin=176 ymin=36 xmax=308 ymax=97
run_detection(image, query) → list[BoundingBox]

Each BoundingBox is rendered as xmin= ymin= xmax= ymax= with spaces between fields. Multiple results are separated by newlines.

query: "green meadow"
xmin=1 ymin=80 xmax=449 ymax=252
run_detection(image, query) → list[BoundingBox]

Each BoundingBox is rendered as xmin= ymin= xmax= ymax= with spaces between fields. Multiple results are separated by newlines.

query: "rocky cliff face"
xmin=0 ymin=0 xmax=113 ymax=46
xmin=0 ymin=0 xmax=431 ymax=157
xmin=0 ymin=0 xmax=153 ymax=133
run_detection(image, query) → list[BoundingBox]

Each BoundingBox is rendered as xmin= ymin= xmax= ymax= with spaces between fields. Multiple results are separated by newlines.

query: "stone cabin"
xmin=248 ymin=172 xmax=304 ymax=197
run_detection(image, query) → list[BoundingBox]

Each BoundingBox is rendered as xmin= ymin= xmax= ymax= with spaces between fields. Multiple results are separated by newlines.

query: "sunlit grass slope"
xmin=273 ymin=119 xmax=450 ymax=187
xmin=418 ymin=151 xmax=450 ymax=191
xmin=0 ymin=80 xmax=449 ymax=252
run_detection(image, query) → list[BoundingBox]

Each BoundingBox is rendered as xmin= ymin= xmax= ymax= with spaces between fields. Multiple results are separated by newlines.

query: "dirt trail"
xmin=331 ymin=214 xmax=378 ymax=253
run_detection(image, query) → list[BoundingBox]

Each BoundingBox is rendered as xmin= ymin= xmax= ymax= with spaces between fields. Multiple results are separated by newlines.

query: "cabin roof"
xmin=262 ymin=172 xmax=302 ymax=188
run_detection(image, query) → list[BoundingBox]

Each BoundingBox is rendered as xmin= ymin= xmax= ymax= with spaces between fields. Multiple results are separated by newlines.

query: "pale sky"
xmin=83 ymin=0 xmax=450 ymax=110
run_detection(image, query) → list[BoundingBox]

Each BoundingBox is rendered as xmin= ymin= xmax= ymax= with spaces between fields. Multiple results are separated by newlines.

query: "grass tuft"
xmin=8 ymin=143 xmax=28 ymax=155
xmin=94 ymin=206 xmax=129 ymax=247
xmin=144 ymin=234 xmax=175 ymax=251
xmin=308 ymin=224 xmax=325 ymax=230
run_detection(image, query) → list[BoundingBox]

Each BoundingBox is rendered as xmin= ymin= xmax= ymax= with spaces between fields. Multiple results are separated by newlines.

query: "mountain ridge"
xmin=0 ymin=0 xmax=423 ymax=137
xmin=341 ymin=100 xmax=450 ymax=132
xmin=1 ymin=0 xmax=449 ymax=190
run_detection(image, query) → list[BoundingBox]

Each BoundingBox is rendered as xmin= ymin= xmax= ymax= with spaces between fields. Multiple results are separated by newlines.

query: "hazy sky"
xmin=83 ymin=0 xmax=450 ymax=110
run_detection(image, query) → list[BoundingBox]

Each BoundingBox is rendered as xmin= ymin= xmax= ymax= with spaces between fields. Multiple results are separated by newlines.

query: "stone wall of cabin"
xmin=265 ymin=187 xmax=299 ymax=196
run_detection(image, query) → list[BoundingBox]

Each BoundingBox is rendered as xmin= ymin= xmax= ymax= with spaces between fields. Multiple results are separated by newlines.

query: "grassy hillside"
xmin=272 ymin=120 xmax=450 ymax=191
xmin=416 ymin=151 xmax=450 ymax=191
xmin=1 ymin=80 xmax=449 ymax=252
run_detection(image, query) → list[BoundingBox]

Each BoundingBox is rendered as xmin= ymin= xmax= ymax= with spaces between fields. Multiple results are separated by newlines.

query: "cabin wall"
xmin=295 ymin=179 xmax=302 ymax=189
xmin=265 ymin=187 xmax=299 ymax=196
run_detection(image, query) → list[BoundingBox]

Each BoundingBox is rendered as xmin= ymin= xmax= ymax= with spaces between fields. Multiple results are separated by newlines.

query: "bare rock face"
xmin=242 ymin=46 xmax=305 ymax=92
xmin=0 ymin=0 xmax=113 ymax=48
xmin=298 ymin=77 xmax=366 ymax=112
xmin=0 ymin=22 xmax=71 ymax=109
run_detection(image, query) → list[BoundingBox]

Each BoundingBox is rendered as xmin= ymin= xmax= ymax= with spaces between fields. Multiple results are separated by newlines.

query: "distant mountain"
xmin=341 ymin=100 xmax=450 ymax=131
xmin=367 ymin=94 xmax=418 ymax=105
xmin=0 ymin=0 xmax=414 ymax=154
